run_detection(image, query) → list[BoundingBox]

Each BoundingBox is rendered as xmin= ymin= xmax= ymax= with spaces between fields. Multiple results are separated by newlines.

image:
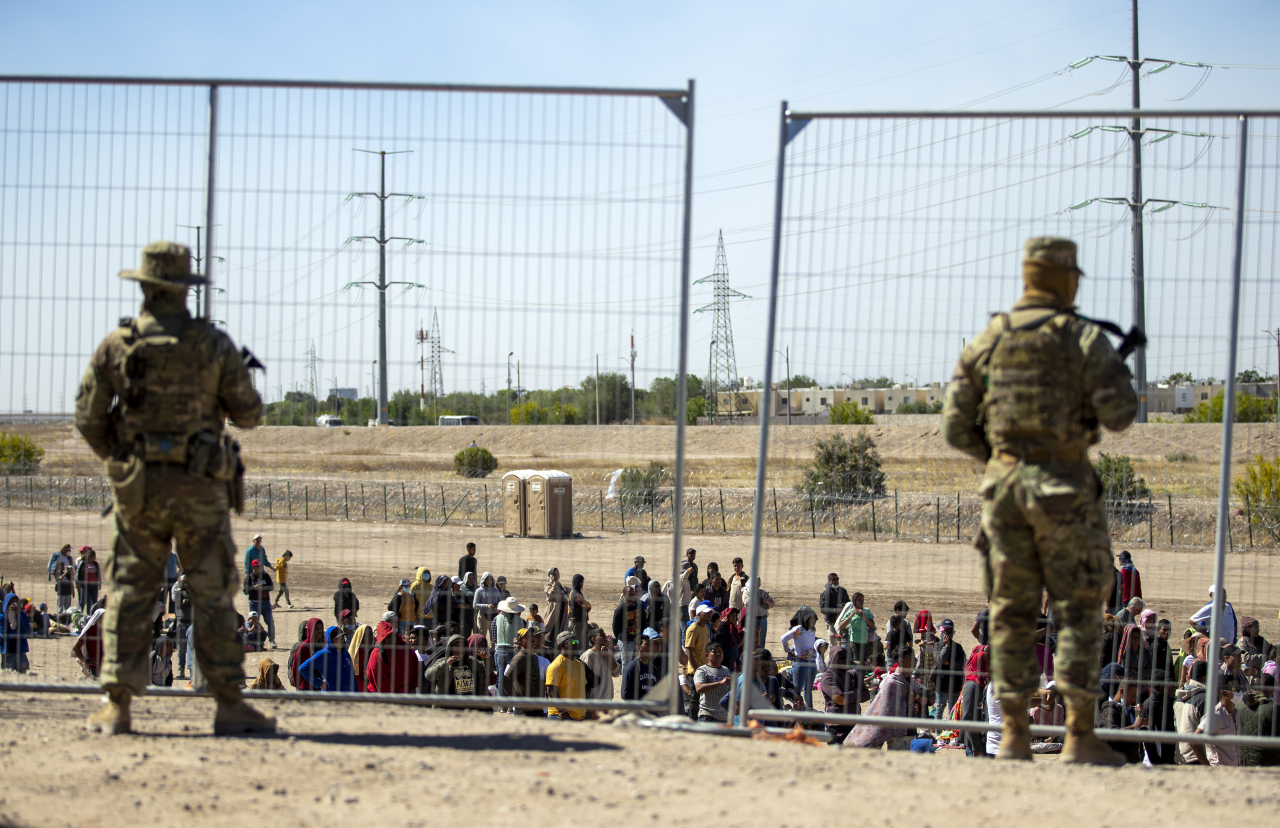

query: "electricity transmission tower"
xmin=426 ymin=309 xmax=452 ymax=424
xmin=306 ymin=342 xmax=320 ymax=419
xmin=695 ymin=230 xmax=750 ymax=424
xmin=342 ymin=150 xmax=426 ymax=426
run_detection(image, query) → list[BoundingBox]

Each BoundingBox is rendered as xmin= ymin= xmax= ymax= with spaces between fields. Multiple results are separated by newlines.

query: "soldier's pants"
xmin=102 ymin=468 xmax=242 ymax=697
xmin=980 ymin=457 xmax=1111 ymax=698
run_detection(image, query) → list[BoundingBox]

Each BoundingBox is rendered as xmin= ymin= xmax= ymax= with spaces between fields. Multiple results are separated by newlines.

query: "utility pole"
xmin=595 ymin=354 xmax=601 ymax=425
xmin=629 ymin=331 xmax=637 ymax=425
xmin=507 ymin=352 xmax=514 ymax=424
xmin=178 ymin=223 xmax=222 ymax=314
xmin=696 ymin=230 xmax=750 ymax=422
xmin=1268 ymin=328 xmax=1280 ymax=456
xmin=343 ymin=150 xmax=425 ymax=426
xmin=1129 ymin=0 xmax=1148 ymax=423
xmin=416 ymin=323 xmax=428 ymax=413
xmin=775 ymin=346 xmax=791 ymax=425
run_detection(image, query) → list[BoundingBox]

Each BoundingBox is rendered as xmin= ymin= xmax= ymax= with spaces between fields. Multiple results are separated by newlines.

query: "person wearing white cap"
xmin=1190 ymin=585 xmax=1238 ymax=645
xmin=493 ymin=596 xmax=525 ymax=697
xmin=683 ymin=603 xmax=716 ymax=719
xmin=243 ymin=534 xmax=266 ymax=576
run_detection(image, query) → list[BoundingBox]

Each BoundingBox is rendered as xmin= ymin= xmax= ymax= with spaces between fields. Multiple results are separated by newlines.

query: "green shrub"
xmin=618 ymin=461 xmax=669 ymax=507
xmin=1165 ymin=450 xmax=1196 ymax=463
xmin=1094 ymin=453 xmax=1149 ymax=501
xmin=896 ymin=399 xmax=943 ymax=414
xmin=798 ymin=431 xmax=886 ymax=505
xmin=1183 ymin=391 xmax=1276 ymax=423
xmin=0 ymin=432 xmax=44 ymax=474
xmin=829 ymin=400 xmax=874 ymax=425
xmin=1235 ymin=455 xmax=1280 ymax=543
xmin=453 ymin=446 xmax=498 ymax=478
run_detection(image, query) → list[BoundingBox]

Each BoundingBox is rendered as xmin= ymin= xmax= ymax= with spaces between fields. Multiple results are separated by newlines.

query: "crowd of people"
xmin=2 ymin=538 xmax=1277 ymax=763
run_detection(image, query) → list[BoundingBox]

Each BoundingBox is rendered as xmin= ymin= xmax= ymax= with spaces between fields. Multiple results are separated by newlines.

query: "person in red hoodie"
xmin=1117 ymin=550 xmax=1142 ymax=606
xmin=366 ymin=618 xmax=418 ymax=694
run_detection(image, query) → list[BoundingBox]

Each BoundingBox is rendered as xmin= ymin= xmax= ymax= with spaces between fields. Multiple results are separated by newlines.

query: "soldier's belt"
xmin=995 ymin=447 xmax=1082 ymax=464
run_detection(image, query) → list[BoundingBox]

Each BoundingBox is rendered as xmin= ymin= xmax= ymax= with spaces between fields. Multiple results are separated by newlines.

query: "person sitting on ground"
xmin=693 ymin=641 xmax=732 ymax=724
xmin=546 ymin=631 xmax=589 ymax=720
xmin=333 ymin=578 xmax=360 ymax=627
xmin=1139 ymin=669 xmax=1178 ymax=765
xmin=349 ymin=621 xmax=377 ymax=690
xmin=241 ymin=611 xmax=269 ymax=652
xmin=1176 ymin=660 xmax=1211 ymax=765
xmin=621 ymin=629 xmax=661 ymax=701
xmin=298 ymin=626 xmax=358 ymax=692
xmin=1096 ymin=670 xmax=1143 ymax=764
xmin=366 ymin=618 xmax=417 ymax=694
xmin=845 ymin=646 xmax=925 ymax=749
xmin=1196 ymin=673 xmax=1242 ymax=766
xmin=288 ymin=618 xmax=326 ymax=691
xmin=1240 ymin=673 xmax=1280 ymax=766
xmin=1030 ymin=681 xmax=1065 ymax=734
xmin=249 ymin=657 xmax=286 ymax=690
xmin=1115 ymin=596 xmax=1144 ymax=630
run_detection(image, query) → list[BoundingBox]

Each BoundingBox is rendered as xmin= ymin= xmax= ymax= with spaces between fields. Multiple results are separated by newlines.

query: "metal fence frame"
xmin=736 ymin=106 xmax=1280 ymax=746
xmin=0 ymin=72 xmax=698 ymax=714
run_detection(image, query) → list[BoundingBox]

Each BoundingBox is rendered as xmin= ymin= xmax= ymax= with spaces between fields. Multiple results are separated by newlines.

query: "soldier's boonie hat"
xmin=1022 ymin=237 xmax=1083 ymax=275
xmin=119 ymin=241 xmax=208 ymax=288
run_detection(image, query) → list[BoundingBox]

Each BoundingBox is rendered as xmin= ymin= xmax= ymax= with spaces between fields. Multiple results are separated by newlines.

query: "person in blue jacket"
xmin=1 ymin=592 xmax=32 ymax=673
xmin=297 ymin=626 xmax=357 ymax=692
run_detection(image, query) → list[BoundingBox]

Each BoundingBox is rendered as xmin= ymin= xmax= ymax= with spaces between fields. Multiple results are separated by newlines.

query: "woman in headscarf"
xmin=473 ymin=572 xmax=503 ymax=644
xmin=366 ymin=619 xmax=417 ymax=694
xmin=569 ymin=574 xmax=591 ymax=652
xmin=249 ymin=657 xmax=286 ymax=690
xmin=819 ymin=644 xmax=865 ymax=741
xmin=348 ymin=622 xmax=376 ymax=691
xmin=298 ymin=626 xmax=358 ymax=692
xmin=409 ymin=567 xmax=433 ymax=624
xmin=716 ymin=607 xmax=743 ymax=672
xmin=1240 ymin=616 xmax=1271 ymax=677
xmin=288 ymin=618 xmax=326 ymax=690
xmin=1117 ymin=623 xmax=1151 ymax=680
xmin=425 ymin=574 xmax=456 ymax=634
xmin=333 ymin=579 xmax=359 ymax=626
xmin=72 ymin=605 xmax=105 ymax=678
xmin=544 ymin=568 xmax=569 ymax=635
xmin=459 ymin=571 xmax=478 ymax=639
xmin=959 ymin=644 xmax=990 ymax=757
xmin=150 ymin=637 xmax=175 ymax=687
xmin=581 ymin=628 xmax=618 ymax=701
xmin=1 ymin=591 xmax=31 ymax=673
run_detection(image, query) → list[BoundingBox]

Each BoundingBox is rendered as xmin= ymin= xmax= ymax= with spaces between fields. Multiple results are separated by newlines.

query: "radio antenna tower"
xmin=695 ymin=230 xmax=750 ymax=423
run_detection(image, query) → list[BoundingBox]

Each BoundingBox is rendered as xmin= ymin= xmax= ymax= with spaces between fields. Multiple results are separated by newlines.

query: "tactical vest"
xmin=114 ymin=317 xmax=226 ymax=464
xmin=981 ymin=310 xmax=1087 ymax=453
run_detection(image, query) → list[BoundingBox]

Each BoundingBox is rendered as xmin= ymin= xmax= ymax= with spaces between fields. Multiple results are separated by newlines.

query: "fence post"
xmin=58 ymin=476 xmax=63 ymax=510
xmin=1152 ymin=491 xmax=1162 ymax=550
xmin=600 ymin=489 xmax=605 ymax=532
xmin=304 ymin=485 xmax=309 ymax=520
xmin=344 ymin=484 xmax=349 ymax=520
xmin=699 ymin=488 xmax=705 ymax=533
xmin=439 ymin=485 xmax=446 ymax=520
xmin=894 ymin=489 xmax=899 ymax=536
xmin=423 ymin=484 xmax=427 ymax=522
xmin=484 ymin=484 xmax=489 ymax=523
xmin=956 ymin=492 xmax=961 ymax=541
xmin=1168 ymin=494 xmax=1174 ymax=546
xmin=650 ymin=497 xmax=655 ymax=533
xmin=871 ymin=498 xmax=877 ymax=541
xmin=831 ymin=501 xmax=836 ymax=536
xmin=1245 ymin=493 xmax=1253 ymax=547
xmin=809 ymin=492 xmax=816 ymax=538
xmin=268 ymin=482 xmax=272 ymax=519
xmin=620 ymin=492 xmax=625 ymax=531
xmin=935 ymin=497 xmax=940 ymax=544
xmin=360 ymin=483 xmax=366 ymax=517
xmin=5 ymin=476 xmax=8 ymax=507
xmin=287 ymin=481 xmax=291 ymax=517
xmin=772 ymin=488 xmax=779 ymax=534
xmin=402 ymin=482 xmax=407 ymax=519
xmin=323 ymin=481 xmax=328 ymax=517
xmin=719 ymin=488 xmax=726 ymax=533
xmin=383 ymin=484 xmax=388 ymax=522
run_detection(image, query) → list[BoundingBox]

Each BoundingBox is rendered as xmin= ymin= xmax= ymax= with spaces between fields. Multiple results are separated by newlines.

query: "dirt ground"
xmin=1 ymin=692 xmax=1278 ymax=828
xmin=3 ymin=509 xmax=1278 ymax=683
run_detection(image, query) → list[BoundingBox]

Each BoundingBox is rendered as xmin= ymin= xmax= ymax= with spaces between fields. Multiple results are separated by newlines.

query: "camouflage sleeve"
xmin=1081 ymin=323 xmax=1137 ymax=433
xmin=216 ymin=334 xmax=263 ymax=429
xmin=942 ymin=328 xmax=996 ymax=463
xmin=73 ymin=338 xmax=119 ymax=460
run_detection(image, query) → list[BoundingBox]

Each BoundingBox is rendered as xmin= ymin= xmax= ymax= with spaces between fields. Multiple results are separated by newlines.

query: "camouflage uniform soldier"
xmin=943 ymin=238 xmax=1137 ymax=765
xmin=74 ymin=241 xmax=275 ymax=736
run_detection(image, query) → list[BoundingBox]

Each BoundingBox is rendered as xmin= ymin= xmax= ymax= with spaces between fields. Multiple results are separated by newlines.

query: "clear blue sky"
xmin=2 ymin=1 xmax=1278 ymax=410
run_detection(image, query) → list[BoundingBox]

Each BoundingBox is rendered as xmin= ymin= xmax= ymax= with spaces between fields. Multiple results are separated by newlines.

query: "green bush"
xmin=618 ymin=461 xmax=669 ymax=507
xmin=798 ymin=431 xmax=886 ymax=505
xmin=1235 ymin=455 xmax=1280 ymax=543
xmin=0 ymin=432 xmax=44 ymax=474
xmin=1183 ymin=391 xmax=1276 ymax=423
xmin=1094 ymin=453 xmax=1149 ymax=501
xmin=453 ymin=446 xmax=498 ymax=478
xmin=509 ymin=401 xmax=578 ymax=425
xmin=896 ymin=399 xmax=943 ymax=414
xmin=829 ymin=400 xmax=874 ymax=425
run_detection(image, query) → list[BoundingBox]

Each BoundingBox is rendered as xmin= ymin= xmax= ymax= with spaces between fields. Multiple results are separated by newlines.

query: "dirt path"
xmin=0 ymin=693 xmax=1277 ymax=828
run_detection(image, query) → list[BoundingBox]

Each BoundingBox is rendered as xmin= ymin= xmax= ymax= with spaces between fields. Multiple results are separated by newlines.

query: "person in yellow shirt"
xmin=546 ymin=631 xmax=588 ymax=720
xmin=684 ymin=603 xmax=714 ymax=718
xmin=272 ymin=551 xmax=293 ymax=608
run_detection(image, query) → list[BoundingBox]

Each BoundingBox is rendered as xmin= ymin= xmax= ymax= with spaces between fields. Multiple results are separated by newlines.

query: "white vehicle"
xmin=439 ymin=415 xmax=480 ymax=426
xmin=316 ymin=415 xmax=343 ymax=427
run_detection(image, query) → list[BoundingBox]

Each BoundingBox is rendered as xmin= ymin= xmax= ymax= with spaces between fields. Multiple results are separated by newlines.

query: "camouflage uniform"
xmin=75 ymin=242 xmax=262 ymax=700
xmin=943 ymin=238 xmax=1137 ymax=706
